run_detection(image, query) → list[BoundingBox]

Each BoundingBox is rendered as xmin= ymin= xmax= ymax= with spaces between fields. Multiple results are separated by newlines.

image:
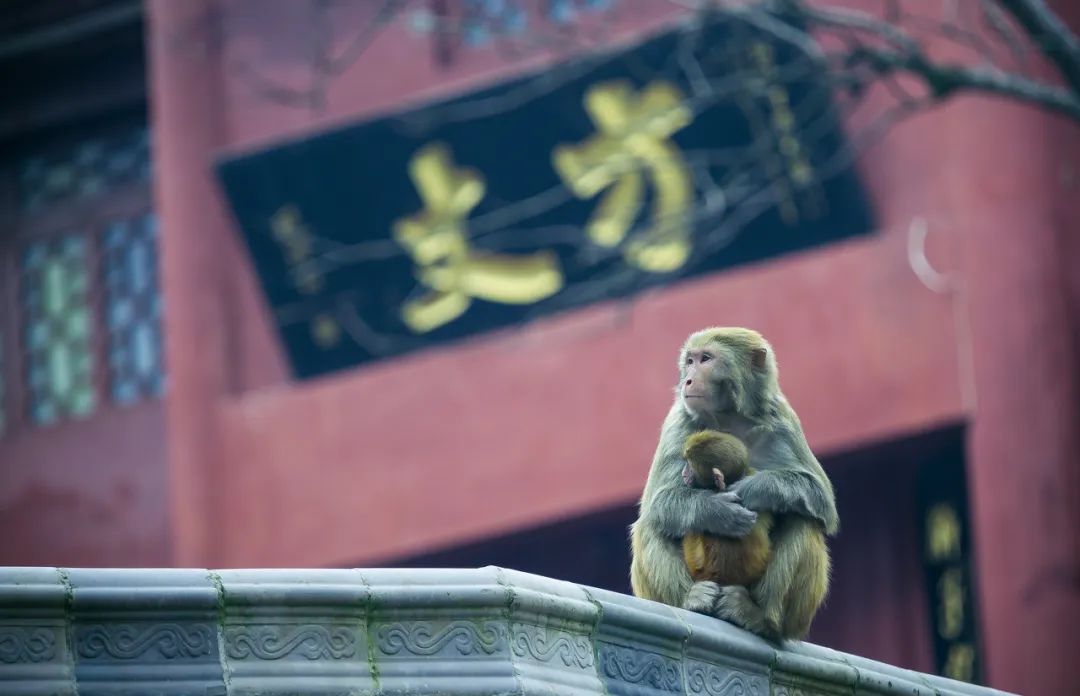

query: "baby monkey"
xmin=681 ymin=431 xmax=774 ymax=588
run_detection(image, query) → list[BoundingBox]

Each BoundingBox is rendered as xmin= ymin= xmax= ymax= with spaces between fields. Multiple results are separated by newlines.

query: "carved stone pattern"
xmin=76 ymin=623 xmax=213 ymax=660
xmin=773 ymin=686 xmax=807 ymax=696
xmin=686 ymin=662 xmax=763 ymax=696
xmin=225 ymin=625 xmax=357 ymax=660
xmin=0 ymin=627 xmax=57 ymax=663
xmin=376 ymin=621 xmax=503 ymax=657
xmin=599 ymin=643 xmax=681 ymax=692
xmin=511 ymin=624 xmax=593 ymax=669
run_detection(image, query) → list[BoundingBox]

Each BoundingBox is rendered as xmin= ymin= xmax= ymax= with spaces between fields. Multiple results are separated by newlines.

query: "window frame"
xmin=0 ymin=112 xmax=160 ymax=438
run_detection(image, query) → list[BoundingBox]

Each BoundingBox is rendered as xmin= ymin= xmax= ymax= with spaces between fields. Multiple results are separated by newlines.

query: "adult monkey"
xmin=630 ymin=327 xmax=838 ymax=641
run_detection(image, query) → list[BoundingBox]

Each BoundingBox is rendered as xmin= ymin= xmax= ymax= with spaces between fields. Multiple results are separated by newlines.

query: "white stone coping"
xmin=0 ymin=566 xmax=1013 ymax=696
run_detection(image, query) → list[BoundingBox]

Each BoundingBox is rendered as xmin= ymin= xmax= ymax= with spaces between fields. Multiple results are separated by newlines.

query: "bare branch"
xmin=996 ymin=0 xmax=1080 ymax=93
xmin=837 ymin=42 xmax=1080 ymax=120
xmin=980 ymin=0 xmax=1034 ymax=68
xmin=772 ymin=0 xmax=1080 ymax=120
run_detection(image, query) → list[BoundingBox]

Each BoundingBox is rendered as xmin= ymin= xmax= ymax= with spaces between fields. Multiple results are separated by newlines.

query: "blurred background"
xmin=0 ymin=1 xmax=1077 ymax=694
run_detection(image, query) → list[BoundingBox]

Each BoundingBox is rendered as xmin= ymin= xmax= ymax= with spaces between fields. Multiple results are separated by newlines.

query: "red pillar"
xmin=147 ymin=0 xmax=233 ymax=566
xmin=950 ymin=98 xmax=1080 ymax=694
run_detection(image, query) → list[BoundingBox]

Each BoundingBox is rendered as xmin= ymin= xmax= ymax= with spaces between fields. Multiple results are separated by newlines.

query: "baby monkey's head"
xmin=681 ymin=430 xmax=749 ymax=490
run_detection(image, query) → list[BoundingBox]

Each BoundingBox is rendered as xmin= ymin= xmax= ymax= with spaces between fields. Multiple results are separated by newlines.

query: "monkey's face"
xmin=679 ymin=343 xmax=734 ymax=419
xmin=678 ymin=328 xmax=774 ymax=420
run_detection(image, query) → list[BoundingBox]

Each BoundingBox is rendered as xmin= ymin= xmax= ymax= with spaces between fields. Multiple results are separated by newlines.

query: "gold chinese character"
xmin=553 ymin=80 xmax=693 ymax=273
xmin=750 ymin=42 xmax=775 ymax=71
xmin=270 ymin=205 xmax=324 ymax=295
xmin=270 ymin=205 xmax=341 ymax=349
xmin=311 ymin=313 xmax=341 ymax=348
xmin=943 ymin=643 xmax=975 ymax=682
xmin=927 ymin=503 xmax=962 ymax=562
xmin=394 ymin=143 xmax=564 ymax=333
xmin=937 ymin=567 xmax=965 ymax=639
xmin=745 ymin=41 xmax=823 ymax=224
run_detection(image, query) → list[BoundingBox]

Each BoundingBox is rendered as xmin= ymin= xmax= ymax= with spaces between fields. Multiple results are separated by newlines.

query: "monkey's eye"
xmin=685 ymin=357 xmax=693 ymax=365
xmin=700 ymin=353 xmax=713 ymax=363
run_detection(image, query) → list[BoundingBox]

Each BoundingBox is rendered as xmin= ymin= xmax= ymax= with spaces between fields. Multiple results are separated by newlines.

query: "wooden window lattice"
xmin=20 ymin=235 xmax=97 ymax=425
xmin=102 ymin=213 xmax=165 ymax=404
xmin=17 ymin=126 xmax=151 ymax=214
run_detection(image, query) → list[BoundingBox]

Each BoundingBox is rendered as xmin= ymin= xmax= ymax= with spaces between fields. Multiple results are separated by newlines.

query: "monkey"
xmin=680 ymin=430 xmax=774 ymax=588
xmin=630 ymin=327 xmax=838 ymax=642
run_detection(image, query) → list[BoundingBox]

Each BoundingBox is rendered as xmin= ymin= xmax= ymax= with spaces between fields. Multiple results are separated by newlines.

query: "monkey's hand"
xmin=645 ymin=485 xmax=757 ymax=539
xmin=701 ymin=491 xmax=757 ymax=537
xmin=728 ymin=470 xmax=838 ymax=533
xmin=683 ymin=581 xmax=722 ymax=614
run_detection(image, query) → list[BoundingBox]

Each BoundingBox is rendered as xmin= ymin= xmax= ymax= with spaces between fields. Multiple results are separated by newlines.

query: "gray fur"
xmin=730 ymin=422 xmax=839 ymax=534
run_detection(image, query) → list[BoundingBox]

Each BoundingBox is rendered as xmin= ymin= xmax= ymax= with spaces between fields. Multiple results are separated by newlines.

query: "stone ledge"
xmin=0 ymin=566 xmax=1013 ymax=696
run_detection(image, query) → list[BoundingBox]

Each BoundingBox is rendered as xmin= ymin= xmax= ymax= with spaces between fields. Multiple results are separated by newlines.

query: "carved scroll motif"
xmin=0 ymin=627 xmax=57 ymax=663
xmin=225 ymin=625 xmax=357 ymax=660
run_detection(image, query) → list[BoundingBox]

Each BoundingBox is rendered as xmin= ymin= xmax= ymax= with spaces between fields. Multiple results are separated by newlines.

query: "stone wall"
xmin=0 ymin=566 xmax=1012 ymax=695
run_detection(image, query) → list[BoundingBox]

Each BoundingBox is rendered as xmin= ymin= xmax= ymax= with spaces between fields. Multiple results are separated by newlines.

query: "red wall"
xmin=0 ymin=404 xmax=168 ymax=567
xmin=146 ymin=2 xmax=1080 ymax=694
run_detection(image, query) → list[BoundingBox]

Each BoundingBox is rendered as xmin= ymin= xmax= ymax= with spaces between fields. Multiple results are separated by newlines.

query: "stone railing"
xmin=0 ymin=566 xmax=1011 ymax=696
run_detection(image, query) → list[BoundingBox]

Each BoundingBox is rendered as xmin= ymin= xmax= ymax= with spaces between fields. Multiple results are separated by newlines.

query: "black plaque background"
xmin=217 ymin=13 xmax=876 ymax=379
xmin=916 ymin=437 xmax=984 ymax=685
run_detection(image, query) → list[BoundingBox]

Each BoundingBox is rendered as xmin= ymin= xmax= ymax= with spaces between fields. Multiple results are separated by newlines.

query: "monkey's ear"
xmin=751 ymin=347 xmax=768 ymax=371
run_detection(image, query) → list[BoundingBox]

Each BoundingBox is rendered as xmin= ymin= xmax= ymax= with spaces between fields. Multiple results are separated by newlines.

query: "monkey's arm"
xmin=734 ymin=436 xmax=839 ymax=534
xmin=642 ymin=482 xmax=758 ymax=539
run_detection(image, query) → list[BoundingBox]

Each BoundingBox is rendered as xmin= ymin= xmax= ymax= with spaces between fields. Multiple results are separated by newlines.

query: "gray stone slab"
xmin=363 ymin=566 xmax=519 ymax=695
xmin=583 ymin=585 xmax=690 ymax=696
xmin=369 ymin=613 xmax=515 ymax=695
xmin=66 ymin=568 xmax=225 ymax=696
xmin=495 ymin=568 xmax=604 ymax=695
xmin=677 ymin=607 xmax=772 ymax=696
xmin=216 ymin=569 xmax=373 ymax=696
xmin=789 ymin=642 xmax=1014 ymax=696
xmin=773 ymin=647 xmax=859 ymax=694
xmin=0 ymin=567 xmax=76 ymax=696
